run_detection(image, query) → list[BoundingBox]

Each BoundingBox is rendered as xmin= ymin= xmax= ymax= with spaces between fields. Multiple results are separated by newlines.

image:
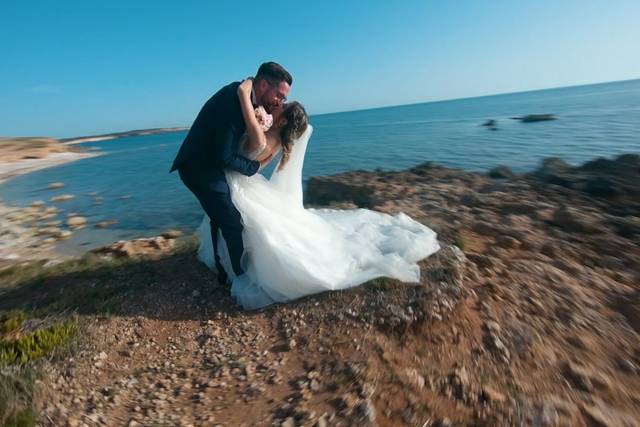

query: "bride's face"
xmin=271 ymin=103 xmax=287 ymax=129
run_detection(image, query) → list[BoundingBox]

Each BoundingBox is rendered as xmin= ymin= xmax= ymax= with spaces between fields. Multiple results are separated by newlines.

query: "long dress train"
xmin=197 ymin=126 xmax=440 ymax=309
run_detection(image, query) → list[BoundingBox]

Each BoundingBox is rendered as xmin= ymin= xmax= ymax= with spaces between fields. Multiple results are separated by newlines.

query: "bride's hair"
xmin=278 ymin=101 xmax=308 ymax=171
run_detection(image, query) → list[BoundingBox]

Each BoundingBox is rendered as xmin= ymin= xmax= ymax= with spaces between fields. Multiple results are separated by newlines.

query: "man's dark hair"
xmin=255 ymin=62 xmax=293 ymax=86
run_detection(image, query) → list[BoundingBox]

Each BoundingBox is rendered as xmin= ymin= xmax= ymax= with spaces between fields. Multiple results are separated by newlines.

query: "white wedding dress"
xmin=197 ymin=125 xmax=440 ymax=310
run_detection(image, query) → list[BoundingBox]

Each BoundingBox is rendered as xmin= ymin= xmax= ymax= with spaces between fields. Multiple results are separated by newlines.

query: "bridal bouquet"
xmin=254 ymin=106 xmax=273 ymax=132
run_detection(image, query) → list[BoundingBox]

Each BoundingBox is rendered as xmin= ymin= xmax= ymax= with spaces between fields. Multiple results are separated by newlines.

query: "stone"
xmin=162 ymin=229 xmax=183 ymax=239
xmin=580 ymin=399 xmax=637 ymax=427
xmin=67 ymin=216 xmax=88 ymax=228
xmin=485 ymin=321 xmax=501 ymax=334
xmin=404 ymin=368 xmax=425 ymax=389
xmin=552 ymin=206 xmax=601 ymax=234
xmin=562 ymin=361 xmax=593 ymax=392
xmin=496 ymin=235 xmax=521 ymax=249
xmin=435 ymin=418 xmax=453 ymax=427
xmin=355 ymin=398 xmax=376 ymax=423
xmin=91 ymin=236 xmax=176 ymax=259
xmin=36 ymin=227 xmax=62 ymax=237
xmin=309 ymin=379 xmax=320 ymax=392
xmin=95 ymin=220 xmax=118 ymax=229
xmin=50 ymin=194 xmax=75 ymax=202
xmin=488 ymin=165 xmax=515 ymax=179
xmin=516 ymin=114 xmax=557 ymax=122
xmin=481 ymin=385 xmax=506 ymax=403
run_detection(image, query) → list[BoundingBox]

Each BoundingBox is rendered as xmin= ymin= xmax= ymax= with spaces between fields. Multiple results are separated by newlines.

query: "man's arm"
xmin=215 ymin=124 xmax=260 ymax=176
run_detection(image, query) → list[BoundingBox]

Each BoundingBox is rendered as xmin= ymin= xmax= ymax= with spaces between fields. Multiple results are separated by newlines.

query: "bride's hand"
xmin=238 ymin=78 xmax=253 ymax=96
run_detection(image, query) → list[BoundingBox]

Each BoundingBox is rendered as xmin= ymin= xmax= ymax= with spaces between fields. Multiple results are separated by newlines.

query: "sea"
xmin=1 ymin=79 xmax=638 ymax=254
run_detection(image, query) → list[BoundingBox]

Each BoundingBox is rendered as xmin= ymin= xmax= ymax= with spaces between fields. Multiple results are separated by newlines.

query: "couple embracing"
xmin=171 ymin=62 xmax=439 ymax=310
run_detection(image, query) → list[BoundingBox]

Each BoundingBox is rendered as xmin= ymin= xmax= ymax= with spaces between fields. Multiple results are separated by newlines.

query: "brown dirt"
xmin=1 ymin=155 xmax=639 ymax=426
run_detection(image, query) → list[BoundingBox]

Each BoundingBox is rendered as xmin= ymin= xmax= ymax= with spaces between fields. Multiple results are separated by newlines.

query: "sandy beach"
xmin=0 ymin=151 xmax=101 ymax=184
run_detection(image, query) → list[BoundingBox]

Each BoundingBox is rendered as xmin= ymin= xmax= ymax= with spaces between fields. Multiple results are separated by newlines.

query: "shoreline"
xmin=0 ymin=151 xmax=102 ymax=184
xmin=1 ymin=152 xmax=637 ymax=266
xmin=62 ymin=126 xmax=188 ymax=145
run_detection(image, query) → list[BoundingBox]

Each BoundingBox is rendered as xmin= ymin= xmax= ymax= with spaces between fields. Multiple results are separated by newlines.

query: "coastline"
xmin=0 ymin=151 xmax=101 ymax=184
xmin=62 ymin=126 xmax=188 ymax=145
xmin=0 ymin=125 xmax=190 ymax=182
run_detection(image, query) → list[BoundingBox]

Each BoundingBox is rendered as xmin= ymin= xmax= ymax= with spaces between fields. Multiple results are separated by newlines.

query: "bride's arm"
xmin=237 ymin=79 xmax=267 ymax=152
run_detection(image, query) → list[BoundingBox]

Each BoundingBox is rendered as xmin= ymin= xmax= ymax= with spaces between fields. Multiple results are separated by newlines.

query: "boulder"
xmin=30 ymin=200 xmax=45 ymax=209
xmin=488 ymin=166 xmax=515 ymax=179
xmin=551 ymin=206 xmax=601 ymax=234
xmin=511 ymin=114 xmax=557 ymax=122
xmin=91 ymin=236 xmax=176 ymax=259
xmin=67 ymin=216 xmax=88 ymax=228
xmin=306 ymin=176 xmax=376 ymax=208
xmin=50 ymin=194 xmax=75 ymax=202
xmin=161 ymin=229 xmax=183 ymax=239
xmin=36 ymin=227 xmax=63 ymax=237
xmin=94 ymin=220 xmax=118 ymax=229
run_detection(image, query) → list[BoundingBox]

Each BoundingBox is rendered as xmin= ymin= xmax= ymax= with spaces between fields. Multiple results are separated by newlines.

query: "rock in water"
xmin=67 ymin=216 xmax=88 ymax=228
xmin=50 ymin=194 xmax=75 ymax=202
xmin=94 ymin=220 xmax=118 ymax=229
xmin=511 ymin=114 xmax=557 ymax=122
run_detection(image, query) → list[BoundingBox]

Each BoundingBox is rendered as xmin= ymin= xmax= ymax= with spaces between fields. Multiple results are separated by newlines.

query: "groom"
xmin=170 ymin=62 xmax=292 ymax=285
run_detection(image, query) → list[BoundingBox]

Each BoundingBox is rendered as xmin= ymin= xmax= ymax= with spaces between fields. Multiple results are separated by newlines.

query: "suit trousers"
xmin=178 ymin=166 xmax=245 ymax=278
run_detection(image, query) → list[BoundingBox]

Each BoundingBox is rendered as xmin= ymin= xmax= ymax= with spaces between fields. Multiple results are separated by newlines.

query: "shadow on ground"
xmin=0 ymin=243 xmax=242 ymax=322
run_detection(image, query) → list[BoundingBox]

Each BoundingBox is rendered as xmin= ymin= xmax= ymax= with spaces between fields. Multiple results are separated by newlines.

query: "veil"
xmin=267 ymin=125 xmax=313 ymax=207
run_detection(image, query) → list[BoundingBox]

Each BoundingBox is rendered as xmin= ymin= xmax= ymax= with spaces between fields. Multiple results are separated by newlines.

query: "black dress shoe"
xmin=216 ymin=271 xmax=229 ymax=287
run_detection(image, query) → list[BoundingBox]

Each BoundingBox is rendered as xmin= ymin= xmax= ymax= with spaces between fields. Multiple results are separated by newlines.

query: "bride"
xmin=197 ymin=79 xmax=440 ymax=310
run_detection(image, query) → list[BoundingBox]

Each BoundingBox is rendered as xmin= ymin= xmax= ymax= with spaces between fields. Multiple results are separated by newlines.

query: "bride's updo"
xmin=278 ymin=101 xmax=308 ymax=171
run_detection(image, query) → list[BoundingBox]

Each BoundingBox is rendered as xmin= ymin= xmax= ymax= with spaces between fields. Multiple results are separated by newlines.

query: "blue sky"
xmin=2 ymin=0 xmax=639 ymax=137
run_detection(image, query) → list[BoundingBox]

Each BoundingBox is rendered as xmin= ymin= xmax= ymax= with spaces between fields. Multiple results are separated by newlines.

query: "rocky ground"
xmin=1 ymin=154 xmax=639 ymax=426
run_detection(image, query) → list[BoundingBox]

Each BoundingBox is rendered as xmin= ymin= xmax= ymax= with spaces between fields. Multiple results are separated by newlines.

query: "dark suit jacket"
xmin=170 ymin=81 xmax=260 ymax=192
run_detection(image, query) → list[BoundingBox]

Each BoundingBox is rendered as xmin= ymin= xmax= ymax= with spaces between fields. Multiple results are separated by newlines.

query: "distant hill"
xmin=61 ymin=127 xmax=188 ymax=144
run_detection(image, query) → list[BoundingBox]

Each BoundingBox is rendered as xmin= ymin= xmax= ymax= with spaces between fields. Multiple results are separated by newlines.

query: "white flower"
xmin=254 ymin=106 xmax=273 ymax=132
